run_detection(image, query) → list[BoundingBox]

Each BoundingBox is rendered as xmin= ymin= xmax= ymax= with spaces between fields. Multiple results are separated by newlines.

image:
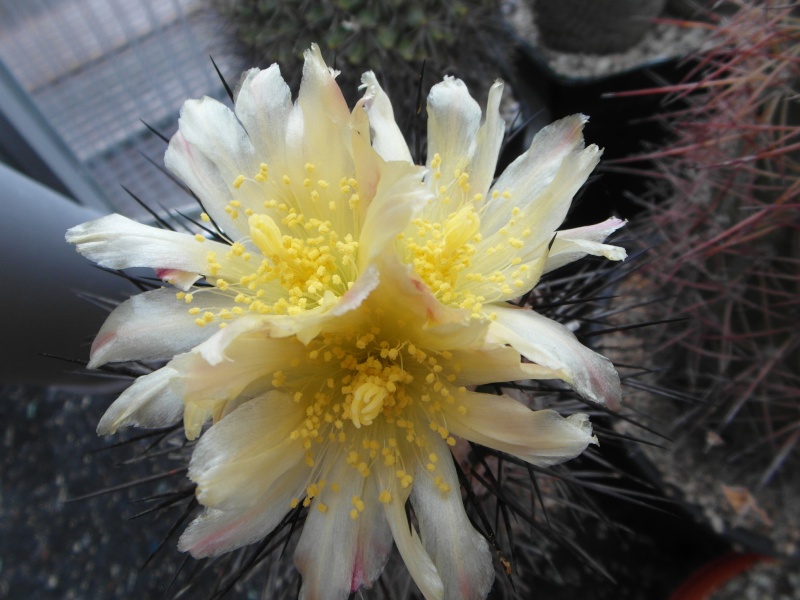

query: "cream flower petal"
xmin=412 ymin=431 xmax=494 ymax=600
xmin=381 ymin=469 xmax=444 ymax=600
xmin=294 ymin=44 xmax=352 ymax=186
xmin=489 ymin=304 xmax=621 ymax=409
xmin=233 ymin=65 xmax=293 ymax=174
xmin=177 ymin=97 xmax=259 ymax=190
xmin=188 ymin=392 xmax=306 ymax=511
xmin=294 ymin=459 xmax=384 ymax=599
xmin=349 ymin=103 xmax=382 ymax=218
xmin=154 ymin=269 xmax=201 ymax=290
xmin=426 ymin=77 xmax=482 ymax=183
xmin=447 ymin=344 xmax=533 ymax=387
xmin=179 ymin=459 xmax=308 ymax=558
xmin=173 ymin=320 xmax=307 ymax=439
xmin=164 ymin=132 xmax=238 ymax=239
xmin=190 ymin=323 xmax=250 ymax=372
xmin=65 ymin=214 xmax=244 ymax=284
xmin=447 ymin=390 xmax=596 ymax=467
xmin=350 ymin=475 xmax=393 ymax=592
xmin=359 ymin=162 xmax=432 ymax=270
xmin=359 ymin=71 xmax=413 ymax=163
xmin=482 ymin=115 xmax=600 ymax=244
xmin=415 ymin=317 xmax=491 ymax=353
xmin=195 ymin=438 xmax=303 ymax=511
xmin=329 ymin=263 xmax=380 ymax=317
xmin=465 ymin=137 xmax=603 ymax=303
xmin=96 ymin=366 xmax=182 ymax=435
xmin=544 ymin=217 xmax=628 ymax=274
xmin=88 ymin=288 xmax=234 ymax=368
xmin=283 ymin=96 xmax=306 ymax=189
xmin=164 ymin=102 xmax=256 ymax=240
xmin=469 ymin=80 xmax=505 ymax=198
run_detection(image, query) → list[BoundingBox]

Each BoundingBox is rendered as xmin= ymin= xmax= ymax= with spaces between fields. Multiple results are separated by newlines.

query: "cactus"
xmin=613 ymin=0 xmax=800 ymax=487
xmin=211 ymin=0 xmax=513 ymax=122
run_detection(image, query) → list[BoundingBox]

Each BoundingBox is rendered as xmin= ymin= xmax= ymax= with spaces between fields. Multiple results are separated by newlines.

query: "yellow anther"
xmin=194 ymin=233 xmax=205 ymax=243
xmin=233 ymin=175 xmax=245 ymax=189
xmin=379 ymin=490 xmax=392 ymax=504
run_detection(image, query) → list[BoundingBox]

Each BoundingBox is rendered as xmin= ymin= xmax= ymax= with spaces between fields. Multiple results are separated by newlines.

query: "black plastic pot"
xmin=534 ymin=0 xmax=667 ymax=54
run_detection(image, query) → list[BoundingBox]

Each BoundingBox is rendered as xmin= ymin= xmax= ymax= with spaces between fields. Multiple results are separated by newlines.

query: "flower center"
xmin=273 ymin=318 xmax=468 ymax=513
xmin=400 ymin=157 xmax=490 ymax=315
xmin=349 ymin=382 xmax=388 ymax=428
xmin=398 ymin=152 xmax=541 ymax=315
xmin=182 ymin=161 xmax=364 ymax=325
xmin=401 ymin=204 xmax=483 ymax=311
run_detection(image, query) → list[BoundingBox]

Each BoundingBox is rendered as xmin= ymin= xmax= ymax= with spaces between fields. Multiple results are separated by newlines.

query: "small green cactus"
xmin=212 ymin=0 xmax=511 ymax=123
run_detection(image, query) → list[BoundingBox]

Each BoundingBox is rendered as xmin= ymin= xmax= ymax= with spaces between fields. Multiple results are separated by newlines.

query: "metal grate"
xmin=0 ymin=0 xmax=247 ymax=221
